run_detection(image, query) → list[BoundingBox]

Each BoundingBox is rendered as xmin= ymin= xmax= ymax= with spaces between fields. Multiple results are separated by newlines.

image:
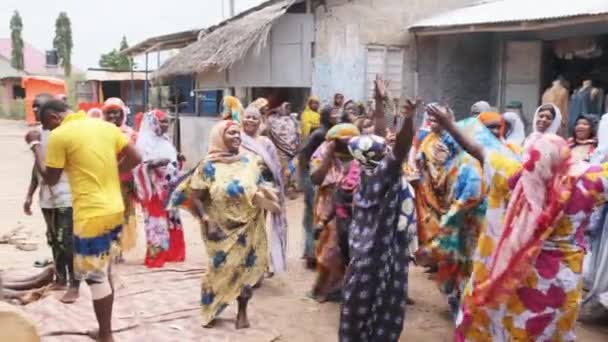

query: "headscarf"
xmin=569 ymin=113 xmax=598 ymax=146
xmin=204 ymin=120 xmax=242 ymax=163
xmin=103 ymin=97 xmax=137 ymax=143
xmin=348 ymin=134 xmax=387 ymax=174
xmin=87 ymin=108 xmax=103 ymax=119
xmin=503 ymin=111 xmax=525 ymax=146
xmin=334 ymin=93 xmax=344 ymax=108
xmin=319 ymin=105 xmax=335 ymax=129
xmin=532 ymin=103 xmax=562 ymax=134
xmin=102 ymin=97 xmax=126 ymax=114
xmin=472 ymin=134 xmax=587 ymax=306
xmin=301 ymin=96 xmax=321 ymax=138
xmin=222 ymin=96 xmax=244 ymax=123
xmin=249 ymin=97 xmax=269 ymax=112
xmin=242 ymin=106 xmax=263 ymax=137
xmin=325 ymin=123 xmax=361 ymax=141
xmin=477 ymin=112 xmax=505 ymax=138
xmin=135 ymin=110 xmax=177 ymax=162
xmin=268 ymin=104 xmax=299 ymax=157
xmin=471 ymin=101 xmax=490 ymax=115
xmin=279 ymin=102 xmax=291 ymax=116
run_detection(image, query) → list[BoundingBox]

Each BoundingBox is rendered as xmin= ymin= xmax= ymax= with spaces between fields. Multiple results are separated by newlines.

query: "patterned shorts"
xmin=73 ymin=213 xmax=123 ymax=283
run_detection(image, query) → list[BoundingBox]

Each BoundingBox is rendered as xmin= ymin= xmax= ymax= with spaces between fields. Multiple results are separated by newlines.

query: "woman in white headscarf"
xmin=470 ymin=101 xmax=490 ymax=116
xmin=502 ymin=111 xmax=525 ymax=147
xmin=523 ymin=103 xmax=563 ymax=148
xmin=134 ymin=110 xmax=186 ymax=268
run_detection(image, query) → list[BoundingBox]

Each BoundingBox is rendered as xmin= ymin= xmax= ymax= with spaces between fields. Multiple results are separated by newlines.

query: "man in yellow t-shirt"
xmin=25 ymin=99 xmax=141 ymax=342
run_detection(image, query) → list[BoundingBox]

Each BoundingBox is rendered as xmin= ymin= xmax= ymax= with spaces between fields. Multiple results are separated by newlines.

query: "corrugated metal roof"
xmin=410 ymin=0 xmax=608 ymax=31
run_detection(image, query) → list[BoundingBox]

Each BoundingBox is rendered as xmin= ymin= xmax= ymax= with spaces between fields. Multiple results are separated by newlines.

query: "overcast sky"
xmin=0 ymin=0 xmax=264 ymax=69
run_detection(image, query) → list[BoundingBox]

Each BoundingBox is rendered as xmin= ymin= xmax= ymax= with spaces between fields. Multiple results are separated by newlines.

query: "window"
xmin=365 ymin=46 xmax=404 ymax=100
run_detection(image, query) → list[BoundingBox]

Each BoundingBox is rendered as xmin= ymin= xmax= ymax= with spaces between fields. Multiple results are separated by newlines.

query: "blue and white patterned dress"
xmin=339 ymin=150 xmax=416 ymax=342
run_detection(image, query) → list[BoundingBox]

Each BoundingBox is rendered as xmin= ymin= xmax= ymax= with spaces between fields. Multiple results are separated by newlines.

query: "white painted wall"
xmin=312 ymin=0 xmax=476 ymax=104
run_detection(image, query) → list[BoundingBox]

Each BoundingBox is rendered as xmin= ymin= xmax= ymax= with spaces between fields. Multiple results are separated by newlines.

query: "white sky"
xmin=0 ymin=0 xmax=264 ymax=69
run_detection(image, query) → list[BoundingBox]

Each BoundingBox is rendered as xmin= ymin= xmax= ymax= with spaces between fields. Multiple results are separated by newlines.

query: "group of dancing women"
xmin=292 ymin=83 xmax=608 ymax=341
xmin=96 ymin=77 xmax=608 ymax=341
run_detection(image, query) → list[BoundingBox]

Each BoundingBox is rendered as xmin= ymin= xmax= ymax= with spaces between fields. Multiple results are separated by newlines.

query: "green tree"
xmin=53 ymin=12 xmax=73 ymax=76
xmin=9 ymin=11 xmax=24 ymax=70
xmin=99 ymin=36 xmax=134 ymax=70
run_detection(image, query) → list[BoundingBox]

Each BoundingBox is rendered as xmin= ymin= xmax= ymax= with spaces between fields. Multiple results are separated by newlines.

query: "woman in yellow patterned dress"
xmin=427 ymin=105 xmax=608 ymax=341
xmin=168 ymin=120 xmax=277 ymax=329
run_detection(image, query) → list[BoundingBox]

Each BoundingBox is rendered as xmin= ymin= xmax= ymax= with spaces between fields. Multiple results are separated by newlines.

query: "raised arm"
xmin=426 ymin=104 xmax=486 ymax=164
xmin=393 ymin=100 xmax=416 ymax=163
xmin=373 ymin=74 xmax=388 ymax=137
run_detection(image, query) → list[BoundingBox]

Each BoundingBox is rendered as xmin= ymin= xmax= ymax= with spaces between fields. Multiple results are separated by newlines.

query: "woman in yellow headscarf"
xmin=300 ymin=96 xmax=321 ymax=140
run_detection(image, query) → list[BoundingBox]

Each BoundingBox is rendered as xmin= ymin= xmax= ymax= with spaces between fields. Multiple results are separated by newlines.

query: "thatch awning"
xmin=153 ymin=0 xmax=296 ymax=79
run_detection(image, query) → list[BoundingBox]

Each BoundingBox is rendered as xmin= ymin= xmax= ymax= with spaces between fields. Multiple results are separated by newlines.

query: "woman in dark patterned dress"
xmin=339 ymin=100 xmax=416 ymax=342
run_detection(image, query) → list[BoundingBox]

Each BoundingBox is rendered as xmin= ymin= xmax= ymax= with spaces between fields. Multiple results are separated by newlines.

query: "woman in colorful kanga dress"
xmin=298 ymin=105 xmax=341 ymax=268
xmin=241 ymin=106 xmax=288 ymax=273
xmin=409 ymin=104 xmax=485 ymax=316
xmin=523 ymin=103 xmax=562 ymax=148
xmin=300 ymin=96 xmax=321 ymax=140
xmin=427 ymin=105 xmax=608 ymax=341
xmin=133 ymin=110 xmax=185 ymax=268
xmin=309 ymin=123 xmax=360 ymax=302
xmin=268 ymin=102 xmax=300 ymax=195
xmin=102 ymin=98 xmax=139 ymax=262
xmin=169 ymin=120 xmax=277 ymax=329
xmin=339 ymin=100 xmax=417 ymax=342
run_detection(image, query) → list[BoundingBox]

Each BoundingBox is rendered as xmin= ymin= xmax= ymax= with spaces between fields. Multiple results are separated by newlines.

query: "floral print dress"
xmin=412 ymin=128 xmax=485 ymax=315
xmin=456 ymin=149 xmax=608 ymax=341
xmin=169 ymin=153 xmax=268 ymax=325
xmin=340 ymin=152 xmax=417 ymax=342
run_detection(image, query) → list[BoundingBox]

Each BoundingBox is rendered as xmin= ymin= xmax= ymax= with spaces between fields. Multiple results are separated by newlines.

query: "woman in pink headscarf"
xmin=427 ymin=105 xmax=608 ymax=341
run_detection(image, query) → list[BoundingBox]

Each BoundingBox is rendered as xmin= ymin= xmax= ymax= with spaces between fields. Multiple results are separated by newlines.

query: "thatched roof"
xmin=153 ymin=0 xmax=295 ymax=79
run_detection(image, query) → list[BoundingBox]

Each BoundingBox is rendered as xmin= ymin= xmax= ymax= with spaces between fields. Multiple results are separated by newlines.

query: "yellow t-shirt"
xmin=45 ymin=113 xmax=128 ymax=222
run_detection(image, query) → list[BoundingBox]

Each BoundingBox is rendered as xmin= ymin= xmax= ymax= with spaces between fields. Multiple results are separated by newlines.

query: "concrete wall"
xmin=178 ymin=116 xmax=220 ymax=169
xmin=312 ymin=0 xmax=476 ymax=104
xmin=417 ymin=33 xmax=496 ymax=117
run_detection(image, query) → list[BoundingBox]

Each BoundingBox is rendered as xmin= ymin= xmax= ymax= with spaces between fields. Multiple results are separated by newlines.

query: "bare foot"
xmin=235 ymin=312 xmax=250 ymax=329
xmin=49 ymin=282 xmax=67 ymax=291
xmin=60 ymin=287 xmax=79 ymax=304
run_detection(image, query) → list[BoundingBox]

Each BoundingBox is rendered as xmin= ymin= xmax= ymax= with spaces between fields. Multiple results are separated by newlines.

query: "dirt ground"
xmin=1 ymin=119 xmax=607 ymax=341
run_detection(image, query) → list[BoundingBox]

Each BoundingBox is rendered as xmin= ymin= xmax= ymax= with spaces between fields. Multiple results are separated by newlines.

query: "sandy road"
xmin=0 ymin=119 xmax=606 ymax=341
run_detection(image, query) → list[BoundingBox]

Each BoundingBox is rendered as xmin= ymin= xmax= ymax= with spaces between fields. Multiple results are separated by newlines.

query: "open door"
xmin=501 ymin=41 xmax=542 ymax=132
